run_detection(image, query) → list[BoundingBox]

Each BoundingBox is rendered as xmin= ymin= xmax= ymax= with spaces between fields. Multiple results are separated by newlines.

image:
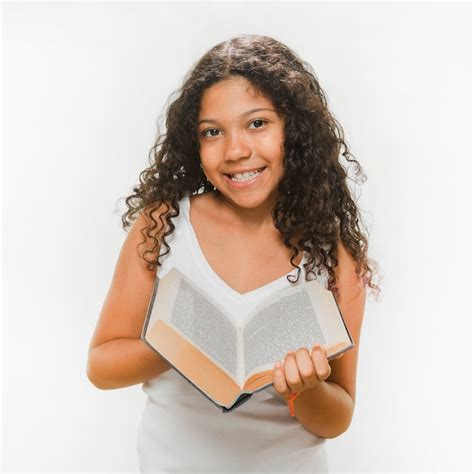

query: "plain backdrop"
xmin=2 ymin=1 xmax=472 ymax=473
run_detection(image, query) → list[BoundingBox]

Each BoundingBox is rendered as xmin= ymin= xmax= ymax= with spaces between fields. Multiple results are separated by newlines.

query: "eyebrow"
xmin=197 ymin=108 xmax=277 ymax=126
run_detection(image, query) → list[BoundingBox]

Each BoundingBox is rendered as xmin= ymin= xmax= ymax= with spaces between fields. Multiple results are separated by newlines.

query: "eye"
xmin=201 ymin=128 xmax=220 ymax=138
xmin=200 ymin=119 xmax=268 ymax=138
xmin=249 ymin=119 xmax=267 ymax=129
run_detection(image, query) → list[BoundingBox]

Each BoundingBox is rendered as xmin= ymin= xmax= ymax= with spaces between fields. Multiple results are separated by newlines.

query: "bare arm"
xmin=293 ymin=380 xmax=354 ymax=439
xmin=87 ymin=338 xmax=171 ymax=390
xmin=295 ymin=240 xmax=366 ymax=437
xmin=272 ymin=240 xmax=366 ymax=437
xmin=87 ymin=205 xmax=172 ymax=390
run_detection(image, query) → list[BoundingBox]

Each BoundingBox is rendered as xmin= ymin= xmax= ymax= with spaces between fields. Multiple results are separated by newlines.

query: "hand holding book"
xmin=272 ymin=344 xmax=341 ymax=415
xmin=141 ymin=267 xmax=354 ymax=412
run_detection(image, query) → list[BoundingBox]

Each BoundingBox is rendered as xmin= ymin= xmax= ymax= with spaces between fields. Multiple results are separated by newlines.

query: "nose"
xmin=224 ymin=131 xmax=252 ymax=162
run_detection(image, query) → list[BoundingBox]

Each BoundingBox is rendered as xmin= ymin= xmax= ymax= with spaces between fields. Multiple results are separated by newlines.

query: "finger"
xmin=294 ymin=347 xmax=317 ymax=388
xmin=311 ymin=344 xmax=332 ymax=381
xmin=283 ymin=352 xmax=303 ymax=393
xmin=272 ymin=360 xmax=291 ymax=396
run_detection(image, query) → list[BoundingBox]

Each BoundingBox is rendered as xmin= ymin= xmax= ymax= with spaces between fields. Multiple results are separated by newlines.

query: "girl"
xmin=87 ymin=35 xmax=380 ymax=473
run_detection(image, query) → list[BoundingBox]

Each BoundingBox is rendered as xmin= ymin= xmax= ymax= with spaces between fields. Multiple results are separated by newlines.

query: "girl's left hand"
xmin=272 ymin=344 xmax=334 ymax=397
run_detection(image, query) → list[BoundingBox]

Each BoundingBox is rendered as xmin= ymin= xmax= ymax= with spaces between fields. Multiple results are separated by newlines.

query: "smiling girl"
xmin=87 ymin=35 xmax=380 ymax=473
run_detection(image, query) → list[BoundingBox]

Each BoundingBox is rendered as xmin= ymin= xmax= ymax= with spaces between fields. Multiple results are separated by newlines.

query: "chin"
xmin=222 ymin=189 xmax=275 ymax=207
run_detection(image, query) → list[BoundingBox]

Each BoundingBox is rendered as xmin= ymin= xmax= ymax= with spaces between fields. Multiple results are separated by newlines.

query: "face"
xmin=197 ymin=76 xmax=286 ymax=209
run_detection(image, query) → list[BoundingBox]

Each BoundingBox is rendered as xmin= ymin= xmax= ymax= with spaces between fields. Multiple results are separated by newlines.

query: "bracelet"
xmin=285 ymin=391 xmax=301 ymax=417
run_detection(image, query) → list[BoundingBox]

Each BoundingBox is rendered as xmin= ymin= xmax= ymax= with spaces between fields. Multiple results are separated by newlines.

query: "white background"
xmin=2 ymin=1 xmax=472 ymax=472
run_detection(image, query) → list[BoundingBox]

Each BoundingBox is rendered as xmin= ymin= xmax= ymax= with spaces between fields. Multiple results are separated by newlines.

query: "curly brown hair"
xmin=120 ymin=34 xmax=381 ymax=300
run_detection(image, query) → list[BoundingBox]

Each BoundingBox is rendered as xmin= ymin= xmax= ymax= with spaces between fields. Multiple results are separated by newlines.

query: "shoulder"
xmin=87 ymin=203 xmax=171 ymax=354
xmin=140 ymin=201 xmax=172 ymax=227
xmin=334 ymin=241 xmax=362 ymax=288
xmin=132 ymin=201 xmax=173 ymax=259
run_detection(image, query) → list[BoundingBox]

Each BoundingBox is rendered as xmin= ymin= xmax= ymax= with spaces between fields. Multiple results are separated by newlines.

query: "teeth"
xmin=230 ymin=168 xmax=264 ymax=182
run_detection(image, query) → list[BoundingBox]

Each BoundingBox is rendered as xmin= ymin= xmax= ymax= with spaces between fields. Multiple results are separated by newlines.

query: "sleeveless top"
xmin=137 ymin=193 xmax=330 ymax=473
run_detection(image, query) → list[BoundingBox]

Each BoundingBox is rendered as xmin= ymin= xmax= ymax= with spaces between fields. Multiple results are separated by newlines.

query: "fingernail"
xmin=275 ymin=361 xmax=282 ymax=369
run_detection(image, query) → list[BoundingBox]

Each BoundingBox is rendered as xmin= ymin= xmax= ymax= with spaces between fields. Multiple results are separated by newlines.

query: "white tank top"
xmin=137 ymin=193 xmax=329 ymax=473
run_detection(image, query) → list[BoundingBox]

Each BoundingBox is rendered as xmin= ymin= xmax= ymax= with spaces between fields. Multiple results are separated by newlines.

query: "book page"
xmin=169 ymin=278 xmax=239 ymax=378
xmin=243 ymin=288 xmax=325 ymax=377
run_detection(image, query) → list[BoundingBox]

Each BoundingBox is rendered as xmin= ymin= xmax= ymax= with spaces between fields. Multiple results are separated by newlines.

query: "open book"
xmin=141 ymin=267 xmax=354 ymax=413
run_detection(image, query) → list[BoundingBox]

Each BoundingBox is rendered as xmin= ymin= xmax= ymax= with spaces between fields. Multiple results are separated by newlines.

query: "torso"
xmin=189 ymin=192 xmax=304 ymax=295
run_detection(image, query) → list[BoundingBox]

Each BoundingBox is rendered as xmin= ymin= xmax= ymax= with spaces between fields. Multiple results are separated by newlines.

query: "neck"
xmin=214 ymin=190 xmax=278 ymax=232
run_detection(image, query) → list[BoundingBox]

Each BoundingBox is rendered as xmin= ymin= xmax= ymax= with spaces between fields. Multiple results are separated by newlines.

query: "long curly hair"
xmin=121 ymin=34 xmax=381 ymax=300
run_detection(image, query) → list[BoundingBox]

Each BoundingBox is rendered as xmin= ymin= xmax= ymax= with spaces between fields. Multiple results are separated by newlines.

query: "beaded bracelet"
xmin=285 ymin=391 xmax=301 ymax=417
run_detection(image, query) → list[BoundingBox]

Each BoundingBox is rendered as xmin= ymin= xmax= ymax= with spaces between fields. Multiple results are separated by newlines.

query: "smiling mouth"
xmin=223 ymin=166 xmax=266 ymax=178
